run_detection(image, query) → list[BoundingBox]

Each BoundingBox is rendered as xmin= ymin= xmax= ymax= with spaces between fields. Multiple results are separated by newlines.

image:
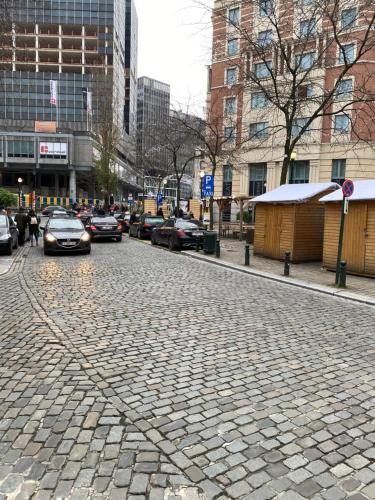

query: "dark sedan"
xmin=42 ymin=206 xmax=68 ymax=217
xmin=43 ymin=217 xmax=91 ymax=255
xmin=0 ymin=215 xmax=18 ymax=255
xmin=115 ymin=212 xmax=131 ymax=233
xmin=151 ymin=218 xmax=205 ymax=250
xmin=86 ymin=216 xmax=122 ymax=242
xmin=129 ymin=215 xmax=164 ymax=239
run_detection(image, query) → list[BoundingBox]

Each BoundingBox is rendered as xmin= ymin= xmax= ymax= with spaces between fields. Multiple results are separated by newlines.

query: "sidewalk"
xmin=0 ymin=245 xmax=28 ymax=276
xmin=186 ymin=238 xmax=375 ymax=303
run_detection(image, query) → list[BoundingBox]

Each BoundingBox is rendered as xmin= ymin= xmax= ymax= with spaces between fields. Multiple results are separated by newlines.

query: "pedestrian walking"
xmin=27 ymin=209 xmax=40 ymax=247
xmin=157 ymin=207 xmax=164 ymax=217
xmin=15 ymin=208 xmax=28 ymax=246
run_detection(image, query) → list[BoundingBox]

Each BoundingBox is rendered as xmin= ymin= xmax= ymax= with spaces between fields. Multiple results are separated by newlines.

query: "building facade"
xmin=207 ymin=0 xmax=375 ymax=222
xmin=0 ymin=0 xmax=140 ymax=203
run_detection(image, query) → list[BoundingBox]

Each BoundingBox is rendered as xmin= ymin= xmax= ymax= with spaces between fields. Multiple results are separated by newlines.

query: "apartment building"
xmin=208 ymin=0 xmax=375 ymax=221
xmin=0 ymin=0 xmax=140 ymax=202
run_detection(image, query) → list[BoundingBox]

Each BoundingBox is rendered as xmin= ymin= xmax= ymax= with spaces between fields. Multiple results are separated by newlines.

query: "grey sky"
xmin=136 ymin=0 xmax=212 ymax=115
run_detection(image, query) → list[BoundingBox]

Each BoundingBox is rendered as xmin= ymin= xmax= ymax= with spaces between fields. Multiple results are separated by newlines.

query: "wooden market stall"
xmin=252 ymin=183 xmax=339 ymax=262
xmin=320 ymin=180 xmax=375 ymax=276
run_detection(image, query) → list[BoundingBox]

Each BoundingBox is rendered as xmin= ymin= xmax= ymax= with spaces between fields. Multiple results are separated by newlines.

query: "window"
xmin=254 ymin=61 xmax=272 ymax=78
xmin=335 ymin=79 xmax=353 ymax=101
xmin=292 ymin=118 xmax=311 ymax=137
xmin=223 ymin=165 xmax=233 ymax=196
xmin=341 ymin=8 xmax=357 ymax=29
xmin=260 ymin=0 xmax=273 ymax=16
xmin=338 ymin=43 xmax=355 ymax=64
xmin=289 ymin=160 xmax=310 ymax=184
xmin=224 ymin=126 xmax=235 ymax=143
xmin=225 ymin=97 xmax=236 ymax=115
xmin=298 ymin=84 xmax=313 ymax=99
xmin=331 ymin=159 xmax=346 ymax=185
xmin=334 ymin=114 xmax=350 ymax=133
xmin=251 ymin=91 xmax=269 ymax=108
xmin=249 ymin=122 xmax=269 ymax=139
xmin=300 ymin=18 xmax=317 ymax=37
xmin=227 ymin=39 xmax=239 ymax=56
xmin=228 ymin=7 xmax=240 ymax=26
xmin=7 ymin=140 xmax=34 ymax=158
xmin=258 ymin=30 xmax=273 ymax=47
xmin=295 ymin=52 xmax=315 ymax=70
xmin=249 ymin=163 xmax=267 ymax=197
xmin=226 ymin=68 xmax=237 ymax=85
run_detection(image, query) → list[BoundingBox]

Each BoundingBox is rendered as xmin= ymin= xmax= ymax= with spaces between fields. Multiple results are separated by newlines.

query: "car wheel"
xmin=168 ymin=236 xmax=180 ymax=251
xmin=13 ymin=237 xmax=18 ymax=250
xmin=84 ymin=248 xmax=91 ymax=254
xmin=151 ymin=234 xmax=157 ymax=245
xmin=137 ymin=229 xmax=141 ymax=239
xmin=44 ymin=248 xmax=50 ymax=256
xmin=116 ymin=236 xmax=122 ymax=242
xmin=6 ymin=241 xmax=12 ymax=256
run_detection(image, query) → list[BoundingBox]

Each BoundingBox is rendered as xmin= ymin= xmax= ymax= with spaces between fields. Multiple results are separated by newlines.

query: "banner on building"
xmin=50 ymin=80 xmax=57 ymax=105
xmin=39 ymin=142 xmax=67 ymax=157
xmin=82 ymin=88 xmax=93 ymax=114
xmin=35 ymin=121 xmax=57 ymax=133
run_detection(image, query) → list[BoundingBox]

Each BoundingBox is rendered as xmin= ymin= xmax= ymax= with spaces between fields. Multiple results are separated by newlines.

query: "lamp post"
xmin=290 ymin=151 xmax=297 ymax=182
xmin=199 ymin=169 xmax=205 ymax=221
xmin=17 ymin=177 xmax=23 ymax=209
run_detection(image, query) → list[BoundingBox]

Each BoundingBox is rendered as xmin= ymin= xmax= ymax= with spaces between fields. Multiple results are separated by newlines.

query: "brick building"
xmin=207 ymin=0 xmax=375 ymax=222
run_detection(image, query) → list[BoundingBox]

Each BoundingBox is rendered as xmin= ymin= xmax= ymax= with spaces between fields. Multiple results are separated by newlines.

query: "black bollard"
xmin=215 ymin=239 xmax=220 ymax=258
xmin=245 ymin=244 xmax=250 ymax=266
xmin=338 ymin=260 xmax=347 ymax=288
xmin=284 ymin=251 xmax=291 ymax=276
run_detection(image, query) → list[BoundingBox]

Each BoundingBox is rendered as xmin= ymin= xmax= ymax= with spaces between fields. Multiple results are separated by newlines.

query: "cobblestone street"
xmin=1 ymin=239 xmax=375 ymax=499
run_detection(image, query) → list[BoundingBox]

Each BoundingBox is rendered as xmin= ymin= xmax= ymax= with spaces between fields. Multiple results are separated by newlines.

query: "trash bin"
xmin=203 ymin=231 xmax=217 ymax=254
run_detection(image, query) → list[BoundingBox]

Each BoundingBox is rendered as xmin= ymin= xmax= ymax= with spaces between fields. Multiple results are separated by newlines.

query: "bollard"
xmin=284 ymin=251 xmax=291 ymax=276
xmin=215 ymin=239 xmax=221 ymax=258
xmin=245 ymin=244 xmax=250 ymax=266
xmin=337 ymin=260 xmax=347 ymax=288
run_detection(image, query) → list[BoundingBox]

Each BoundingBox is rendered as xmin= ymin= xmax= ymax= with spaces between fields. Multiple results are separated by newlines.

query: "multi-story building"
xmin=136 ymin=76 xmax=171 ymax=191
xmin=207 ymin=0 xmax=375 ymax=222
xmin=0 ymin=0 xmax=140 ymax=203
xmin=124 ymin=0 xmax=138 ymax=140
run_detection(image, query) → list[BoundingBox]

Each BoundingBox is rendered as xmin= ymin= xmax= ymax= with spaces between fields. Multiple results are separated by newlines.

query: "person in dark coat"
xmin=15 ymin=208 xmax=28 ymax=246
xmin=157 ymin=207 xmax=164 ymax=217
xmin=27 ymin=209 xmax=40 ymax=247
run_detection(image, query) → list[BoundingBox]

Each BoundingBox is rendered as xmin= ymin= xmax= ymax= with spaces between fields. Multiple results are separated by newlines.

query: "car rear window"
xmin=0 ymin=215 xmax=7 ymax=227
xmin=145 ymin=217 xmax=164 ymax=224
xmin=92 ymin=217 xmax=117 ymax=224
xmin=49 ymin=219 xmax=84 ymax=230
xmin=176 ymin=220 xmax=204 ymax=229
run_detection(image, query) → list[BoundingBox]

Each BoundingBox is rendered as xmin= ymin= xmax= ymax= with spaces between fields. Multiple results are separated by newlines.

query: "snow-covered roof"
xmin=251 ymin=183 xmax=340 ymax=204
xmin=320 ymin=180 xmax=375 ymax=202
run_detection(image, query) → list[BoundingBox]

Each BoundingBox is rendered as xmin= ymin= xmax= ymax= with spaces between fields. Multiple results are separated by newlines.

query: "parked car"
xmin=151 ymin=218 xmax=205 ymax=250
xmin=43 ymin=217 xmax=91 ymax=255
xmin=0 ymin=215 xmax=19 ymax=255
xmin=115 ymin=212 xmax=131 ymax=233
xmin=129 ymin=214 xmax=165 ymax=239
xmin=86 ymin=216 xmax=122 ymax=242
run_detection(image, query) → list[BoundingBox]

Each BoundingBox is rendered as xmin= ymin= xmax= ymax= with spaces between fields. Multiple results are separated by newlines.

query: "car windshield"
xmin=92 ymin=217 xmax=117 ymax=224
xmin=176 ymin=220 xmax=204 ymax=229
xmin=0 ymin=215 xmax=7 ymax=227
xmin=49 ymin=219 xmax=84 ymax=230
xmin=145 ymin=217 xmax=164 ymax=224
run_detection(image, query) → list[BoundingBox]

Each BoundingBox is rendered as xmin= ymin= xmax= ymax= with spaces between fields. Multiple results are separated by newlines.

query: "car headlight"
xmin=45 ymin=234 xmax=56 ymax=242
xmin=0 ymin=233 xmax=10 ymax=240
xmin=81 ymin=232 xmax=90 ymax=242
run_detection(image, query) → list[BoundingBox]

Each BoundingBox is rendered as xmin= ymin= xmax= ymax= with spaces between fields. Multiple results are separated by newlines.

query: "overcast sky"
xmin=136 ymin=0 xmax=212 ymax=116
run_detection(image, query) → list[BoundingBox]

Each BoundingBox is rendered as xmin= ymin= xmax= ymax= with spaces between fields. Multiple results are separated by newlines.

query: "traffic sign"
xmin=128 ymin=193 xmax=134 ymax=205
xmin=203 ymin=175 xmax=214 ymax=197
xmin=342 ymin=179 xmax=354 ymax=198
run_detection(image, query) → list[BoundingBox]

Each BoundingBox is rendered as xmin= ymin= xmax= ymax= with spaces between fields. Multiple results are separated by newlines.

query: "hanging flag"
xmin=82 ymin=87 xmax=88 ymax=110
xmin=87 ymin=91 xmax=92 ymax=115
xmin=50 ymin=80 xmax=57 ymax=105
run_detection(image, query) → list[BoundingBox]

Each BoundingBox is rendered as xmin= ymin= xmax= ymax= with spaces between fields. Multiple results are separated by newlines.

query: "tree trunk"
xmin=176 ymin=177 xmax=181 ymax=214
xmin=209 ymin=197 xmax=214 ymax=230
xmin=280 ymin=154 xmax=290 ymax=185
xmin=218 ymin=203 xmax=223 ymax=237
xmin=239 ymin=198 xmax=244 ymax=241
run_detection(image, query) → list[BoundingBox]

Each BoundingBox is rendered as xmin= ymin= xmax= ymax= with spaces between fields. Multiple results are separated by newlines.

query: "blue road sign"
xmin=128 ymin=194 xmax=134 ymax=205
xmin=203 ymin=175 xmax=214 ymax=197
xmin=157 ymin=193 xmax=163 ymax=206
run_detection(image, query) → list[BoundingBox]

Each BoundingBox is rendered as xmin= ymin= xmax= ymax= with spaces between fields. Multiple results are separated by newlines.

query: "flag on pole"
xmin=50 ymin=80 xmax=57 ymax=105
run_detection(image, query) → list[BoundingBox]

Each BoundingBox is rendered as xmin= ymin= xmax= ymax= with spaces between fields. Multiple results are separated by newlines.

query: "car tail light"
xmin=90 ymin=225 xmax=97 ymax=231
xmin=117 ymin=224 xmax=122 ymax=230
xmin=176 ymin=229 xmax=185 ymax=237
xmin=143 ymin=223 xmax=151 ymax=228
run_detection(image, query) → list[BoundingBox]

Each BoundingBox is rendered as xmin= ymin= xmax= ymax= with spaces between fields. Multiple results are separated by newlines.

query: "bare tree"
xmin=207 ymin=0 xmax=375 ymax=184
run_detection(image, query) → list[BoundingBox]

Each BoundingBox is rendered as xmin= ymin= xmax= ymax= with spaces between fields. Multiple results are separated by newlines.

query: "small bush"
xmin=0 ymin=188 xmax=18 ymax=208
xmin=236 ymin=211 xmax=250 ymax=223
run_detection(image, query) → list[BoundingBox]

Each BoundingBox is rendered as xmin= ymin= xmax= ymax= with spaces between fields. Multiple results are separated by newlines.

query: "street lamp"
xmin=290 ymin=152 xmax=297 ymax=182
xmin=17 ymin=177 xmax=23 ymax=209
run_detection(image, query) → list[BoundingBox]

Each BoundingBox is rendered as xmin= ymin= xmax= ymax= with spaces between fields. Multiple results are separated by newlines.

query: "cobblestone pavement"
xmin=209 ymin=239 xmax=375 ymax=300
xmin=1 ymin=239 xmax=375 ymax=499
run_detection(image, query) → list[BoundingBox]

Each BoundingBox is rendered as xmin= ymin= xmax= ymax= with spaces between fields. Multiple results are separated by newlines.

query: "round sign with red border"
xmin=342 ymin=179 xmax=354 ymax=198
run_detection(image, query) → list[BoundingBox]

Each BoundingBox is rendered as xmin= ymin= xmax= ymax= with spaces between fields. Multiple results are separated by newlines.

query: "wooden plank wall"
xmin=279 ymin=206 xmax=295 ymax=260
xmin=254 ymin=204 xmax=295 ymax=260
xmin=254 ymin=205 xmax=266 ymax=255
xmin=293 ymin=202 xmax=325 ymax=262
xmin=365 ymin=202 xmax=375 ymax=275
